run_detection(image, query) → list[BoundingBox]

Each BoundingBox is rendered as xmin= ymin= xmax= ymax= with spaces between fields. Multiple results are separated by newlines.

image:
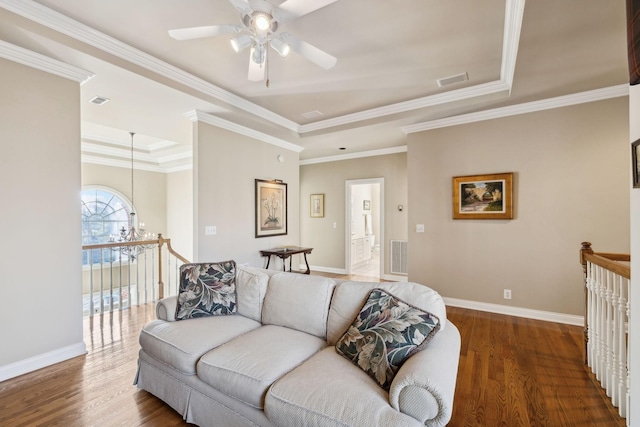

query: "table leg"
xmin=302 ymin=252 xmax=310 ymax=274
xmin=265 ymin=255 xmax=271 ymax=269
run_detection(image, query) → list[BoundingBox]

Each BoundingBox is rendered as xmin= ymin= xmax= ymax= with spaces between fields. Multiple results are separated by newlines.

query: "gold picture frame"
xmin=452 ymin=172 xmax=513 ymax=220
xmin=310 ymin=194 xmax=324 ymax=218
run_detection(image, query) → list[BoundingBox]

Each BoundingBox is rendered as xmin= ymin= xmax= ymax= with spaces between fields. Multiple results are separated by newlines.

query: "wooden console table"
xmin=260 ymin=247 xmax=313 ymax=274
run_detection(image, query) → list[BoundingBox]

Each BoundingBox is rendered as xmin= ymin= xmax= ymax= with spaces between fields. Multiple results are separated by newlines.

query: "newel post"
xmin=157 ymin=233 xmax=165 ymax=300
xmin=580 ymin=242 xmax=593 ymax=364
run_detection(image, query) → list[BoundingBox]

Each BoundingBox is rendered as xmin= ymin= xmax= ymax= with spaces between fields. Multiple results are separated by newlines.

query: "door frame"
xmin=345 ymin=178 xmax=384 ymax=277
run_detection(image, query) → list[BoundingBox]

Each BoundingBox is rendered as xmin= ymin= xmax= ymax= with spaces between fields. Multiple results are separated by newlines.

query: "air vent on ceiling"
xmin=89 ymin=96 xmax=110 ymax=105
xmin=436 ymin=72 xmax=468 ymax=87
xmin=301 ymin=110 xmax=324 ymax=119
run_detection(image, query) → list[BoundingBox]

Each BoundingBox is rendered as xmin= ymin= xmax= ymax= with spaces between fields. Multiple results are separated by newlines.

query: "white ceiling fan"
xmin=169 ymin=0 xmax=338 ymax=83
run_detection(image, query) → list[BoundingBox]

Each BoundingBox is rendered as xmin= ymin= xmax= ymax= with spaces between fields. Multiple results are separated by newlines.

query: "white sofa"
xmin=134 ymin=266 xmax=461 ymax=427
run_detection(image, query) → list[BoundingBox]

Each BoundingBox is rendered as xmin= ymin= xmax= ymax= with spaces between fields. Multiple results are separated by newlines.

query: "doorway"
xmin=345 ymin=178 xmax=384 ymax=279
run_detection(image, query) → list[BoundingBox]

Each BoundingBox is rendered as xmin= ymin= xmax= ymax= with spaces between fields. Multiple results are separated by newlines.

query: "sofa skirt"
xmin=135 ymin=349 xmax=275 ymax=427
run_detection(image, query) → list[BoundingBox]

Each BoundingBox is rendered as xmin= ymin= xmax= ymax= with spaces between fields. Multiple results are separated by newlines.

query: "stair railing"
xmin=580 ymin=242 xmax=630 ymax=422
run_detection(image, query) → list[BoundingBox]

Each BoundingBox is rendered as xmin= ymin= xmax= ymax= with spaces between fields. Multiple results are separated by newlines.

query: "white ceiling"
xmin=0 ymin=0 xmax=630 ymax=172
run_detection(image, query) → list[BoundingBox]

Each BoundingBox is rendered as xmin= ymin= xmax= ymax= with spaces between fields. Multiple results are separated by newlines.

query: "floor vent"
xmin=390 ymin=240 xmax=408 ymax=275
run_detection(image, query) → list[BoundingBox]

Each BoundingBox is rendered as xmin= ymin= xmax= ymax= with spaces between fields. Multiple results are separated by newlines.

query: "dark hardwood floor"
xmin=0 ymin=273 xmax=626 ymax=426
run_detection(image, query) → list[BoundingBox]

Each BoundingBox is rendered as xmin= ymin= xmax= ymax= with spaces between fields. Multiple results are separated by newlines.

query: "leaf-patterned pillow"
xmin=175 ymin=261 xmax=237 ymax=320
xmin=335 ymin=288 xmax=440 ymax=390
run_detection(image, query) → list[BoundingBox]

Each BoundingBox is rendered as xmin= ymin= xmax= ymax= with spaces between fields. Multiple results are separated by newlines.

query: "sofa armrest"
xmin=388 ymin=320 xmax=461 ymax=427
xmin=156 ymin=296 xmax=178 ymax=321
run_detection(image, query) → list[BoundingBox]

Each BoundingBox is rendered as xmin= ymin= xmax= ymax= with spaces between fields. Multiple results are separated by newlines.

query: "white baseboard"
xmin=443 ymin=297 xmax=584 ymax=326
xmin=0 ymin=342 xmax=87 ymax=382
xmin=305 ymin=265 xmax=347 ymax=275
xmin=382 ymin=274 xmax=408 ymax=282
xmin=304 ymin=265 xmax=408 ymax=283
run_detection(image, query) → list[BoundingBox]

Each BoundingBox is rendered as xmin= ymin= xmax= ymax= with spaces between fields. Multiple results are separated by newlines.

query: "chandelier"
xmin=109 ymin=131 xmax=156 ymax=259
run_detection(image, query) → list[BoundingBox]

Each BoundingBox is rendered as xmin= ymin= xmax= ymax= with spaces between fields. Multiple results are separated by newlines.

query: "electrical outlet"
xmin=503 ymin=289 xmax=512 ymax=300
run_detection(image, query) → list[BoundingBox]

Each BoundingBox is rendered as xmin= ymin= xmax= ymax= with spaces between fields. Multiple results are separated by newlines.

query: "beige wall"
xmin=194 ymin=122 xmax=300 ymax=268
xmin=407 ymin=97 xmax=629 ymax=315
xmin=0 ymin=59 xmax=84 ymax=375
xmin=167 ymin=169 xmax=193 ymax=261
xmin=300 ymin=153 xmax=408 ymax=275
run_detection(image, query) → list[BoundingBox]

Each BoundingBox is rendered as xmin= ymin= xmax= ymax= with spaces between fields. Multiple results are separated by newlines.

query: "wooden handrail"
xmin=580 ymin=242 xmax=630 ymax=279
xmin=83 ymin=234 xmax=190 ymax=301
xmin=158 ymin=234 xmax=190 ymax=264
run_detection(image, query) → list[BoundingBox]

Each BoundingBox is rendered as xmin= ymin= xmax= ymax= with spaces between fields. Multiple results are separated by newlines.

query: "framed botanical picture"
xmin=310 ymin=194 xmax=324 ymax=218
xmin=255 ymin=179 xmax=287 ymax=238
xmin=452 ymin=172 xmax=513 ymax=220
xmin=632 ymin=139 xmax=640 ymax=188
xmin=363 ymin=200 xmax=371 ymax=210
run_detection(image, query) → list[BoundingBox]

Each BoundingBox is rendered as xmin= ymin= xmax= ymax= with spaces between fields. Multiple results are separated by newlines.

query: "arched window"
xmin=81 ymin=186 xmax=133 ymax=265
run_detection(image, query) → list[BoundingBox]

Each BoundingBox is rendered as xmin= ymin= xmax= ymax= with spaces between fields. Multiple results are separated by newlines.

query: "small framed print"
xmin=310 ymin=194 xmax=324 ymax=218
xmin=632 ymin=139 xmax=640 ymax=188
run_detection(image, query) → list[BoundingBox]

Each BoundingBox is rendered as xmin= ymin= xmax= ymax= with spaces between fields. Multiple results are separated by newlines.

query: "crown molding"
xmin=0 ymin=39 xmax=94 ymax=84
xmin=81 ymin=142 xmax=159 ymax=164
xmin=299 ymin=80 xmax=510 ymax=133
xmin=81 ymin=155 xmax=166 ymax=172
xmin=300 ymin=146 xmax=407 ymax=166
xmin=2 ymin=0 xmax=524 ymax=134
xmin=0 ymin=0 xmax=298 ymax=131
xmin=401 ymin=84 xmax=629 ymax=134
xmin=185 ymin=110 xmax=305 ymax=153
xmin=501 ymin=0 xmax=526 ymax=89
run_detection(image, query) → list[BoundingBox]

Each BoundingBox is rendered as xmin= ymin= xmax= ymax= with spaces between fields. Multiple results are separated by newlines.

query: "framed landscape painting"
xmin=452 ymin=172 xmax=513 ymax=220
xmin=255 ymin=179 xmax=287 ymax=237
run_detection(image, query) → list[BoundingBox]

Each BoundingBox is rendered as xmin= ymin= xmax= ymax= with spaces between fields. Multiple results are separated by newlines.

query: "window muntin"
xmin=81 ymin=187 xmax=134 ymax=265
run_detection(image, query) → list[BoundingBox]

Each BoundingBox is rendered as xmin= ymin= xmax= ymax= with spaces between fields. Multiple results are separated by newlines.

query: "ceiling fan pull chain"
xmin=266 ymin=44 xmax=270 ymax=88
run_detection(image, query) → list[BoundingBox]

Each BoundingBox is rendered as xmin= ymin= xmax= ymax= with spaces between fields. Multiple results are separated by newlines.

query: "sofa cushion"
xmin=176 ymin=261 xmax=237 ymax=320
xmin=265 ymin=347 xmax=423 ymax=427
xmin=261 ymin=272 xmax=336 ymax=339
xmin=236 ymin=265 xmax=269 ymax=322
xmin=197 ymin=325 xmax=327 ymax=409
xmin=335 ymin=288 xmax=440 ymax=390
xmin=327 ymin=281 xmax=447 ymax=346
xmin=139 ymin=315 xmax=261 ymax=375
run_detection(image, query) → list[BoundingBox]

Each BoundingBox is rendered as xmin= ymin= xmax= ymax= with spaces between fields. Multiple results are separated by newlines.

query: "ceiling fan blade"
xmin=280 ymin=33 xmax=337 ymax=70
xmin=248 ymin=46 xmax=266 ymax=81
xmin=227 ymin=0 xmax=252 ymax=15
xmin=168 ymin=25 xmax=240 ymax=41
xmin=274 ymin=0 xmax=338 ymax=23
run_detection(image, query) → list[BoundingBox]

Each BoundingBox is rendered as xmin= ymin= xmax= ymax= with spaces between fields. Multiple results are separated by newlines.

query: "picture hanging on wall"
xmin=310 ymin=194 xmax=324 ymax=218
xmin=255 ymin=179 xmax=287 ymax=237
xmin=632 ymin=139 xmax=640 ymax=188
xmin=452 ymin=172 xmax=513 ymax=220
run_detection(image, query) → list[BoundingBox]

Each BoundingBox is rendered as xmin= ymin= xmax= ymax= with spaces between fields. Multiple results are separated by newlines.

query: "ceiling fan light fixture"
xmin=230 ymin=34 xmax=252 ymax=52
xmin=253 ymin=13 xmax=271 ymax=31
xmin=270 ymin=37 xmax=291 ymax=57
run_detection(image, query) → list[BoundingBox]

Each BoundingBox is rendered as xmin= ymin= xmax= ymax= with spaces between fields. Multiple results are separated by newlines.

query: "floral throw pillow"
xmin=175 ymin=261 xmax=237 ymax=320
xmin=335 ymin=288 xmax=441 ymax=390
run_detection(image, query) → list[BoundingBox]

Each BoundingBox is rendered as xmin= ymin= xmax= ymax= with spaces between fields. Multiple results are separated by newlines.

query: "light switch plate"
xmin=205 ymin=226 xmax=217 ymax=235
xmin=416 ymin=224 xmax=425 ymax=233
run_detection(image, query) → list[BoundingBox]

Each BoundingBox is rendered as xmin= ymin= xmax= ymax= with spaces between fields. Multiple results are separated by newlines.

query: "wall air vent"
xmin=390 ymin=240 xmax=408 ymax=275
xmin=436 ymin=72 xmax=469 ymax=87
xmin=89 ymin=96 xmax=110 ymax=105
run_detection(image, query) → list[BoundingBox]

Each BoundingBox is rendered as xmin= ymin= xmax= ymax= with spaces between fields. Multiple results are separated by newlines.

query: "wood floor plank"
xmin=0 ymin=273 xmax=627 ymax=426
